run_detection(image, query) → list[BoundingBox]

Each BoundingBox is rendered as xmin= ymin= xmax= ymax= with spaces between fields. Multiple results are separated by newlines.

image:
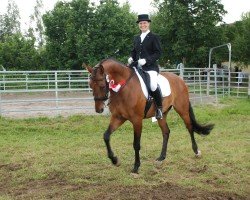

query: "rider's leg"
xmin=148 ymin=71 xmax=163 ymax=119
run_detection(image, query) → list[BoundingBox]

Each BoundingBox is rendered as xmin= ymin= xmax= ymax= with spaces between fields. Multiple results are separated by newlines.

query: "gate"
xmin=0 ymin=68 xmax=249 ymax=118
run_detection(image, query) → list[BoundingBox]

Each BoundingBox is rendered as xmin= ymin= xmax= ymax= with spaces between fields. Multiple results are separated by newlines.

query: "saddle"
xmin=134 ymin=67 xmax=155 ymax=117
xmin=129 ymin=64 xmax=160 ymax=118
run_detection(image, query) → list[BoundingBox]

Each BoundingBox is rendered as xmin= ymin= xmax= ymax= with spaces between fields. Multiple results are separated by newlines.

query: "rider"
xmin=128 ymin=14 xmax=163 ymax=119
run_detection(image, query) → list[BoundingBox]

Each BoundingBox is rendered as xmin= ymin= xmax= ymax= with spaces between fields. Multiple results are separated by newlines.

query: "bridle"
xmin=90 ymin=66 xmax=109 ymax=102
xmin=90 ymin=65 xmax=135 ymax=102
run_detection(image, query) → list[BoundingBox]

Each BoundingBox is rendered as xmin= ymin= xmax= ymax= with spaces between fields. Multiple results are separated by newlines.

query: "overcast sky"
xmin=1 ymin=0 xmax=249 ymax=30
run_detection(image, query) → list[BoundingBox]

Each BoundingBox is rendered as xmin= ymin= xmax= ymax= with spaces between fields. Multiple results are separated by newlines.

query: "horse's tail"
xmin=189 ymin=102 xmax=214 ymax=136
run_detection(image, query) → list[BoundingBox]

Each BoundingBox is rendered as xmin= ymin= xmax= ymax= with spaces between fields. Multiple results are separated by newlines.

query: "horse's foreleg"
xmin=131 ymin=122 xmax=142 ymax=174
xmin=104 ymin=126 xmax=119 ymax=166
xmin=103 ymin=117 xmax=125 ymax=166
xmin=157 ymin=115 xmax=170 ymax=161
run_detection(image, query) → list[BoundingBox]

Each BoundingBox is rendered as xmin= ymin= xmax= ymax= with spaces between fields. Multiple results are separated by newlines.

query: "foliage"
xmin=43 ymin=0 xmax=79 ymax=70
xmin=152 ymin=0 xmax=226 ymax=68
xmin=81 ymin=0 xmax=137 ymax=64
xmin=0 ymin=0 xmax=249 ymax=70
xmin=216 ymin=12 xmax=250 ymax=68
xmin=0 ymin=33 xmax=43 ymax=70
xmin=0 ymin=0 xmax=21 ymax=38
xmin=27 ymin=0 xmax=45 ymax=49
xmin=232 ymin=12 xmax=250 ymax=66
xmin=43 ymin=0 xmax=137 ymax=69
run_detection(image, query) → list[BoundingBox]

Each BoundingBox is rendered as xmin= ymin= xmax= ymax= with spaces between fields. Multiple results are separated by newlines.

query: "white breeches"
xmin=147 ymin=71 xmax=158 ymax=91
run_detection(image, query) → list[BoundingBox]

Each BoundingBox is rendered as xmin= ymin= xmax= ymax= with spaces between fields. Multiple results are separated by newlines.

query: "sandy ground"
xmin=0 ymin=91 xmax=216 ymax=119
xmin=0 ymin=91 xmax=109 ymax=118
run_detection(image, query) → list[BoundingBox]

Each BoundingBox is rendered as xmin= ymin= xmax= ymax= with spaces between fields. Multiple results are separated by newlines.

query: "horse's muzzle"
xmin=96 ymin=108 xmax=104 ymax=113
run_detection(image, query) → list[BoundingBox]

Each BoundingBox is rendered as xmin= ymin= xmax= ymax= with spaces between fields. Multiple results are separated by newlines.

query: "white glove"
xmin=138 ymin=59 xmax=146 ymax=66
xmin=128 ymin=57 xmax=133 ymax=65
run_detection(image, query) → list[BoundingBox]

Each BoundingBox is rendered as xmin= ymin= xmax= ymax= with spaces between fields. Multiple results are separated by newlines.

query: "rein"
xmin=107 ymin=69 xmax=135 ymax=106
xmin=91 ymin=66 xmax=135 ymax=102
xmin=115 ymin=69 xmax=135 ymax=92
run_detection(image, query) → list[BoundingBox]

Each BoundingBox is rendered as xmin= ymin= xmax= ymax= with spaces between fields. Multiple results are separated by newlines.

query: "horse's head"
xmin=84 ymin=63 xmax=108 ymax=113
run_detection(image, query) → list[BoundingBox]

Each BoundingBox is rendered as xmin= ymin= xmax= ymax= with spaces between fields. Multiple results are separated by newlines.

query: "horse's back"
xmin=160 ymin=71 xmax=189 ymax=103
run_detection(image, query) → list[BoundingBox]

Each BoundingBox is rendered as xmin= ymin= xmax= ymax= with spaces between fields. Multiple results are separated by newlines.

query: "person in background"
xmin=128 ymin=14 xmax=163 ymax=119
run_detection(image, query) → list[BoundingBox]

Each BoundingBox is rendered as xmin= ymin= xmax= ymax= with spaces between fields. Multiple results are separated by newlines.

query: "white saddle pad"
xmin=134 ymin=67 xmax=171 ymax=98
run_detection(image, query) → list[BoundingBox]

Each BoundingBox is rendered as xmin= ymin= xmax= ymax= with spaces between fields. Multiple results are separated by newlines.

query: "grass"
xmin=0 ymin=97 xmax=249 ymax=199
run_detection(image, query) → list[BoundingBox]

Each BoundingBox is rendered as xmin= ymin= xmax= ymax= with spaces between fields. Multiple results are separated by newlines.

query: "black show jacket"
xmin=131 ymin=32 xmax=162 ymax=72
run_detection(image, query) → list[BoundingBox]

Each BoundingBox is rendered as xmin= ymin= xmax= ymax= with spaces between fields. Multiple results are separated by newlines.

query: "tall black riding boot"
xmin=151 ymin=87 xmax=163 ymax=119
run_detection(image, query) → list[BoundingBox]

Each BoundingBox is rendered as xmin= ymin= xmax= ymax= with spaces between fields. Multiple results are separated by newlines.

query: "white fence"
xmin=0 ymin=70 xmax=93 ymax=118
xmin=0 ymin=68 xmax=249 ymax=118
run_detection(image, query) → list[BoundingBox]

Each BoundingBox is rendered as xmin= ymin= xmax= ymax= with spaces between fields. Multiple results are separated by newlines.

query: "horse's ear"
xmin=83 ymin=63 xmax=92 ymax=73
xmin=99 ymin=64 xmax=105 ymax=75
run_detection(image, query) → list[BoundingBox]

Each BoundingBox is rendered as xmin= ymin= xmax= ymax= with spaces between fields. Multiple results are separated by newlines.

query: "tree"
xmin=152 ymin=0 xmax=226 ymax=68
xmin=27 ymin=0 xmax=45 ymax=49
xmin=0 ymin=33 xmax=41 ymax=70
xmin=1 ymin=0 xmax=21 ymax=37
xmin=83 ymin=0 xmax=137 ymax=64
xmin=0 ymin=14 xmax=4 ymax=41
xmin=43 ymin=0 xmax=78 ymax=69
xmin=232 ymin=12 xmax=250 ymax=66
xmin=0 ymin=0 xmax=43 ymax=70
xmin=43 ymin=0 xmax=137 ymax=69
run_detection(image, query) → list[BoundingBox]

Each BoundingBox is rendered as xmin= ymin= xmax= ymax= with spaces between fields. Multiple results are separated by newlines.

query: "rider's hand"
xmin=128 ymin=57 xmax=133 ymax=65
xmin=138 ymin=59 xmax=146 ymax=66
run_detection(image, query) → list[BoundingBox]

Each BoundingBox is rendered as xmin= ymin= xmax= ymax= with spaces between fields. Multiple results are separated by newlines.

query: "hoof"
xmin=154 ymin=160 xmax=164 ymax=169
xmin=156 ymin=156 xmax=166 ymax=162
xmin=130 ymin=172 xmax=140 ymax=179
xmin=195 ymin=150 xmax=202 ymax=158
xmin=111 ymin=157 xmax=120 ymax=166
xmin=115 ymin=158 xmax=121 ymax=167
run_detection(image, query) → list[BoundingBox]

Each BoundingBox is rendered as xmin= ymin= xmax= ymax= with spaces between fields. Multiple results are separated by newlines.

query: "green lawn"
xmin=0 ymin=98 xmax=249 ymax=199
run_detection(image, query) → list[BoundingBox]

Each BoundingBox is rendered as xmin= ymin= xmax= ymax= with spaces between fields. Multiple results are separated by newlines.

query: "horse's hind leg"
xmin=174 ymin=104 xmax=200 ymax=156
xmin=156 ymin=110 xmax=171 ymax=161
xmin=131 ymin=120 xmax=143 ymax=174
xmin=182 ymin=113 xmax=200 ymax=155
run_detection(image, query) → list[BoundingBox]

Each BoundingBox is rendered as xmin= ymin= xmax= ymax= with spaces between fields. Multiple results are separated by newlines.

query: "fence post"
xmin=3 ymin=74 xmax=6 ymax=90
xmin=55 ymin=72 xmax=58 ymax=109
xmin=0 ymin=84 xmax=2 ymax=116
xmin=47 ymin=74 xmax=50 ymax=89
xmin=213 ymin=65 xmax=218 ymax=104
xmin=248 ymin=74 xmax=250 ymax=98
xmin=68 ymin=73 xmax=71 ymax=89
xmin=228 ymin=69 xmax=231 ymax=96
xmin=222 ymin=69 xmax=225 ymax=98
xmin=25 ymin=73 xmax=29 ymax=90
xmin=206 ymin=70 xmax=210 ymax=96
xmin=180 ymin=65 xmax=184 ymax=79
xmin=198 ymin=69 xmax=202 ymax=103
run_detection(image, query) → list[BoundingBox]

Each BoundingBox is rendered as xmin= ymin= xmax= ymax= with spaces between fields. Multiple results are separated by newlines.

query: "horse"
xmin=85 ymin=58 xmax=214 ymax=174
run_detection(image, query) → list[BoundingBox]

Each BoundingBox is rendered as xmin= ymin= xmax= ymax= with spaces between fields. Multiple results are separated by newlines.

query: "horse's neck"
xmin=104 ymin=63 xmax=130 ymax=81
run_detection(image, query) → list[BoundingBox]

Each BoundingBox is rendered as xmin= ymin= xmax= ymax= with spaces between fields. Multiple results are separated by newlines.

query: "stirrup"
xmin=155 ymin=109 xmax=163 ymax=119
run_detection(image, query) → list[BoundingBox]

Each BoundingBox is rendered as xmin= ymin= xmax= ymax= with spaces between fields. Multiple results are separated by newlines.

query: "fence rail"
xmin=0 ymin=67 xmax=249 ymax=118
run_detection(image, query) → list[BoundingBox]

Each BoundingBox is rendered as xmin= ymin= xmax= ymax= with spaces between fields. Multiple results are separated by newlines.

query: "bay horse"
xmin=85 ymin=58 xmax=214 ymax=174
